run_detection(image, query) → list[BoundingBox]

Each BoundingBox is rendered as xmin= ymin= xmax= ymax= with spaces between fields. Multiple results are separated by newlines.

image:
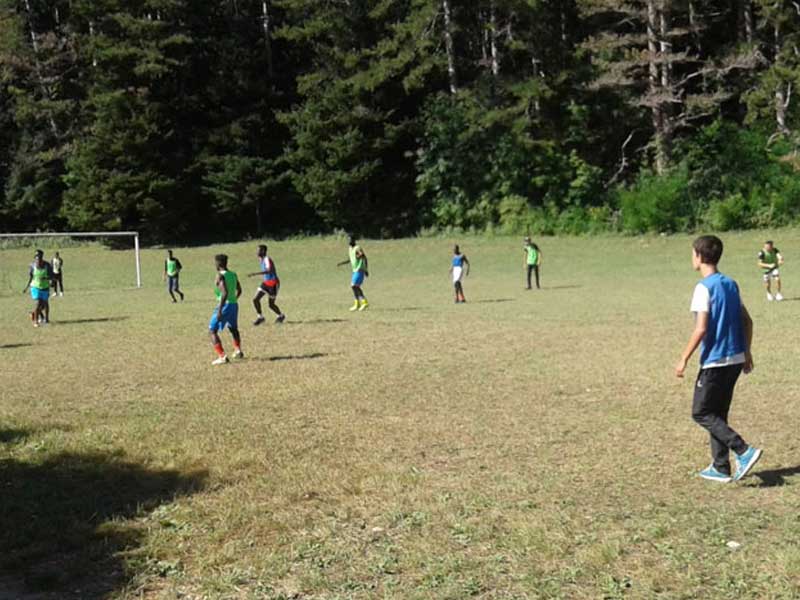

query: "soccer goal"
xmin=0 ymin=231 xmax=143 ymax=288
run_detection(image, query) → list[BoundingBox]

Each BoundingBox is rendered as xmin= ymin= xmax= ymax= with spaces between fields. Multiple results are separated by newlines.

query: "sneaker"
xmin=767 ymin=293 xmax=775 ymax=302
xmin=349 ymin=301 xmax=360 ymax=312
xmin=232 ymin=349 xmax=244 ymax=359
xmin=733 ymin=447 xmax=763 ymax=481
xmin=59 ymin=292 xmax=63 ymax=297
xmin=253 ymin=315 xmax=266 ymax=326
xmin=775 ymin=293 xmax=784 ymax=302
xmin=699 ymin=464 xmax=732 ymax=483
xmin=358 ymin=300 xmax=369 ymax=311
xmin=179 ymin=292 xmax=185 ymax=301
xmin=212 ymin=355 xmax=229 ymax=365
xmin=275 ymin=314 xmax=286 ymax=324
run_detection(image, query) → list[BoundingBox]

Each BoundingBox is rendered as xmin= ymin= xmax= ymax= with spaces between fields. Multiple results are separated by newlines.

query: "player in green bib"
xmin=757 ymin=240 xmax=784 ymax=301
xmin=209 ymin=254 xmax=243 ymax=365
xmin=337 ymin=236 xmax=369 ymax=311
xmin=23 ymin=249 xmax=53 ymax=326
xmin=524 ymin=237 xmax=542 ymax=290
xmin=163 ymin=250 xmax=185 ymax=303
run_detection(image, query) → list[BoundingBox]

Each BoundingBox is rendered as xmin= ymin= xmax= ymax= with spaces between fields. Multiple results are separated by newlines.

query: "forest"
xmin=1 ymin=0 xmax=799 ymax=241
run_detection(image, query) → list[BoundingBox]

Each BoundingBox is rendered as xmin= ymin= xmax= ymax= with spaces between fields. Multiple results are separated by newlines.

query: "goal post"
xmin=0 ymin=231 xmax=142 ymax=288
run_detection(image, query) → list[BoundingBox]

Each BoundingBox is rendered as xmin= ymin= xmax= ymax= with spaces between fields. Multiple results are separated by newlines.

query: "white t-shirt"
xmin=690 ymin=283 xmax=746 ymax=369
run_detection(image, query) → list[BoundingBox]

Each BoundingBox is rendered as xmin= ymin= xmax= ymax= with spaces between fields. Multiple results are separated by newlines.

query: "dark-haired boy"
xmin=675 ymin=235 xmax=762 ymax=483
xmin=209 ymin=254 xmax=243 ymax=365
xmin=757 ymin=240 xmax=784 ymax=302
xmin=164 ymin=250 xmax=185 ymax=303
xmin=248 ymin=244 xmax=285 ymax=325
xmin=23 ymin=250 xmax=52 ymax=326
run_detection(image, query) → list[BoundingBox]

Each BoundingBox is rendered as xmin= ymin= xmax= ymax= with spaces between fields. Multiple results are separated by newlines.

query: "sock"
xmin=214 ymin=343 xmax=225 ymax=357
xmin=233 ymin=340 xmax=241 ymax=351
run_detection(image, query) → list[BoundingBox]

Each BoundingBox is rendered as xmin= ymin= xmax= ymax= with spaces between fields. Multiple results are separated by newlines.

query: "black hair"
xmin=215 ymin=253 xmax=228 ymax=268
xmin=765 ymin=240 xmax=774 ymax=245
xmin=693 ymin=235 xmax=723 ymax=265
xmin=258 ymin=244 xmax=267 ymax=255
xmin=35 ymin=249 xmax=43 ymax=257
xmin=454 ymin=244 xmax=460 ymax=254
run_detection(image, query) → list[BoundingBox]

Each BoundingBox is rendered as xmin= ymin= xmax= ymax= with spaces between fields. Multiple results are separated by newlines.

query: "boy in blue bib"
xmin=675 ymin=235 xmax=762 ymax=483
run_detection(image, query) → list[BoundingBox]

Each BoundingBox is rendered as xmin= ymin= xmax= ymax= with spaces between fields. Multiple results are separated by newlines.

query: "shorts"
xmin=351 ymin=271 xmax=365 ymax=286
xmin=452 ymin=266 xmax=463 ymax=283
xmin=258 ymin=281 xmax=280 ymax=297
xmin=209 ymin=303 xmax=239 ymax=332
xmin=31 ymin=288 xmax=49 ymax=302
xmin=167 ymin=275 xmax=180 ymax=292
xmin=763 ymin=269 xmax=780 ymax=282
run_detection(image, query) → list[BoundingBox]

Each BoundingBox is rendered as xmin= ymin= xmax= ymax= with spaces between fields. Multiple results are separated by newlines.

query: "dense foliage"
xmin=1 ymin=0 xmax=799 ymax=240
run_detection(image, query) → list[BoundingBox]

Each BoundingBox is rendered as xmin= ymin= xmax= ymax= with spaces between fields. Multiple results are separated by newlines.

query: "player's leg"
xmin=59 ymin=273 xmax=64 ymax=295
xmin=168 ymin=277 xmax=178 ymax=303
xmin=209 ymin=311 xmax=228 ymax=364
xmin=230 ymin=328 xmax=244 ymax=358
xmin=228 ymin=304 xmax=243 ymax=358
xmin=534 ymin=265 xmax=540 ymax=289
xmin=267 ymin=288 xmax=285 ymax=322
xmin=43 ymin=297 xmax=50 ymax=323
xmin=456 ymin=281 xmax=465 ymax=302
xmin=175 ymin=276 xmax=184 ymax=301
xmin=253 ymin=287 xmax=267 ymax=325
xmin=526 ymin=265 xmax=532 ymax=290
xmin=764 ymin=273 xmax=773 ymax=300
xmin=774 ymin=274 xmax=783 ymax=300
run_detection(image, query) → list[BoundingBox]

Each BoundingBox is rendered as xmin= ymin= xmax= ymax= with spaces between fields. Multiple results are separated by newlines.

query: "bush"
xmin=619 ymin=169 xmax=691 ymax=233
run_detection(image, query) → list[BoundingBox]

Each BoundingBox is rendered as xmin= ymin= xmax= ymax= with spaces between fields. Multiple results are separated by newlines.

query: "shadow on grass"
xmin=474 ymin=298 xmax=515 ymax=304
xmin=754 ymin=465 xmax=800 ymax=487
xmin=252 ymin=352 xmax=328 ymax=362
xmin=0 ymin=450 xmax=207 ymax=599
xmin=0 ymin=343 xmax=33 ymax=350
xmin=285 ymin=319 xmax=346 ymax=325
xmin=54 ymin=316 xmax=129 ymax=326
xmin=544 ymin=285 xmax=583 ymax=291
xmin=0 ymin=428 xmax=31 ymax=444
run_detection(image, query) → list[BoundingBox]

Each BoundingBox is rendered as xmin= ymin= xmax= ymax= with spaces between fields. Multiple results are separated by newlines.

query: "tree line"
xmin=1 ymin=0 xmax=799 ymax=242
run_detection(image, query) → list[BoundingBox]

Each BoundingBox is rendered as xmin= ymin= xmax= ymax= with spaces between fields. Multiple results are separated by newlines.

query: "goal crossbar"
xmin=0 ymin=231 xmax=142 ymax=288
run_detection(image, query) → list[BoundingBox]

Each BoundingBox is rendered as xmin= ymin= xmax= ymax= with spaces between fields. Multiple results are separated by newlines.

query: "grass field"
xmin=2 ymin=232 xmax=800 ymax=599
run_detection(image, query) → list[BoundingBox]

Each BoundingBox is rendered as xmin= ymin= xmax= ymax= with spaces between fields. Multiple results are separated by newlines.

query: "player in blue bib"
xmin=449 ymin=245 xmax=470 ymax=303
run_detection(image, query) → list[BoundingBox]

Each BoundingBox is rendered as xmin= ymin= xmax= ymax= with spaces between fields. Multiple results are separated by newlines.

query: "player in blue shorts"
xmin=337 ymin=236 xmax=369 ymax=311
xmin=23 ymin=250 xmax=53 ymax=326
xmin=209 ymin=254 xmax=243 ymax=365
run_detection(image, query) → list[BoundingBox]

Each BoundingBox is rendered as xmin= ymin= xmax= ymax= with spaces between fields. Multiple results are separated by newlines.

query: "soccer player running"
xmin=524 ymin=237 xmax=542 ymax=290
xmin=23 ymin=250 xmax=52 ymax=326
xmin=163 ymin=250 xmax=185 ymax=303
xmin=248 ymin=244 xmax=285 ymax=325
xmin=757 ymin=240 xmax=784 ymax=302
xmin=51 ymin=252 xmax=64 ymax=297
xmin=209 ymin=254 xmax=243 ymax=365
xmin=337 ymin=236 xmax=369 ymax=311
xmin=449 ymin=244 xmax=470 ymax=303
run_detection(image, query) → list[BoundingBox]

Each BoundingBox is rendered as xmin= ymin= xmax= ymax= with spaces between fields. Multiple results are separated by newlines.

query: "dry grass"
xmin=2 ymin=232 xmax=800 ymax=599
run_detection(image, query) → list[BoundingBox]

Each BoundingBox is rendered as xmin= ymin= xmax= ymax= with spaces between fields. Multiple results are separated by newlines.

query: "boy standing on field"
xmin=164 ymin=250 xmax=185 ymax=303
xmin=757 ymin=240 xmax=784 ymax=302
xmin=337 ymin=236 xmax=369 ymax=311
xmin=248 ymin=244 xmax=285 ymax=325
xmin=23 ymin=250 xmax=52 ymax=326
xmin=524 ymin=237 xmax=541 ymax=290
xmin=209 ymin=254 xmax=243 ymax=365
xmin=675 ymin=235 xmax=762 ymax=483
xmin=51 ymin=252 xmax=64 ymax=296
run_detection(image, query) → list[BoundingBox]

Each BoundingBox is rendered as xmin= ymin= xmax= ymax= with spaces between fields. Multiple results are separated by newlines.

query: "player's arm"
xmin=741 ymin=303 xmax=754 ymax=373
xmin=216 ymin=275 xmax=227 ymax=318
xmin=675 ymin=311 xmax=708 ymax=378
xmin=23 ymin=268 xmax=32 ymax=292
xmin=176 ymin=259 xmax=183 ymax=273
xmin=163 ymin=260 xmax=167 ymax=281
xmin=777 ymin=251 xmax=784 ymax=265
xmin=336 ymin=259 xmax=349 ymax=267
xmin=464 ymin=255 xmax=470 ymax=276
xmin=537 ymin=248 xmax=542 ymax=266
xmin=248 ymin=269 xmax=268 ymax=277
xmin=358 ymin=250 xmax=369 ymax=276
xmin=236 ymin=278 xmax=242 ymax=300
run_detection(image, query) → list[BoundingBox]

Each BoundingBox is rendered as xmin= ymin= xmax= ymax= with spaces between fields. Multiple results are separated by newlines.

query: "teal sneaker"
xmin=733 ymin=447 xmax=763 ymax=481
xmin=699 ymin=465 xmax=732 ymax=483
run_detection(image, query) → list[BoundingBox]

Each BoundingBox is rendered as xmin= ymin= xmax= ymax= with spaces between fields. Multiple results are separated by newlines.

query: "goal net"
xmin=0 ymin=231 xmax=142 ymax=291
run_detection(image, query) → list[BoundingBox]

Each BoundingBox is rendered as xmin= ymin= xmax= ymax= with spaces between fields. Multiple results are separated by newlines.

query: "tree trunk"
xmin=262 ymin=1 xmax=274 ymax=79
xmin=442 ymin=0 xmax=458 ymax=94
xmin=739 ymin=0 xmax=754 ymax=44
xmin=22 ymin=0 xmax=59 ymax=137
xmin=489 ymin=0 xmax=499 ymax=77
xmin=647 ymin=0 xmax=667 ymax=174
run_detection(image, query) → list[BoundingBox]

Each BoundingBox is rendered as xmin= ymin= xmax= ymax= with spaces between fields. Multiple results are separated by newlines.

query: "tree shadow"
xmin=0 ymin=450 xmax=207 ymax=599
xmin=54 ymin=317 xmax=129 ymax=326
xmin=0 ymin=343 xmax=34 ymax=350
xmin=754 ymin=464 xmax=800 ymax=488
xmin=251 ymin=353 xmax=329 ymax=362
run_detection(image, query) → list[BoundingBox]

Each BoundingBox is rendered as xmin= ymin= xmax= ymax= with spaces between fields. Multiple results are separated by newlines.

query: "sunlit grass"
xmin=2 ymin=231 xmax=800 ymax=599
